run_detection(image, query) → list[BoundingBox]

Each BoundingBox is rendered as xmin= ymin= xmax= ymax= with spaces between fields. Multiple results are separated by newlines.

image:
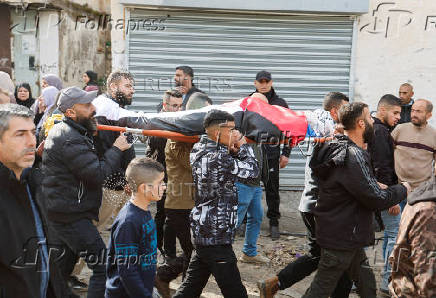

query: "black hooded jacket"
xmin=310 ymin=135 xmax=407 ymax=250
xmin=0 ymin=163 xmax=67 ymax=298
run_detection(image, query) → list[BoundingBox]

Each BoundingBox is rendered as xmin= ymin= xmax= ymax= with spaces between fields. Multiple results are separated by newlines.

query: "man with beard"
xmin=392 ymin=99 xmax=436 ymax=190
xmin=174 ymin=66 xmax=203 ymax=109
xmin=302 ymin=102 xmax=410 ymax=298
xmin=66 ymin=72 xmax=136 ymax=291
xmin=366 ymin=94 xmax=402 ymax=296
xmin=258 ymin=92 xmax=351 ymax=298
xmin=42 ymin=87 xmax=132 ymax=298
xmin=91 ymin=70 xmax=136 ymax=229
xmin=249 ymin=70 xmax=290 ymax=240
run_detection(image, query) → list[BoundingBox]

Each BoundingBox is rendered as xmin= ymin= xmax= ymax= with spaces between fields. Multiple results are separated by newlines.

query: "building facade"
xmin=1 ymin=0 xmax=111 ymax=95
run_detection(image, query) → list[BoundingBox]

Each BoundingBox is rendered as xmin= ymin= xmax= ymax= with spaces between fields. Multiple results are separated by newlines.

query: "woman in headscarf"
xmin=0 ymin=71 xmax=16 ymax=103
xmin=33 ymin=86 xmax=59 ymax=135
xmin=82 ymin=70 xmax=100 ymax=93
xmin=14 ymin=83 xmax=35 ymax=108
xmin=41 ymin=74 xmax=63 ymax=90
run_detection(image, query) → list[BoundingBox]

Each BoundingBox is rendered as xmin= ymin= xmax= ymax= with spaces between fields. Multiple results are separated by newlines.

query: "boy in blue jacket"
xmin=105 ymin=157 xmax=166 ymax=298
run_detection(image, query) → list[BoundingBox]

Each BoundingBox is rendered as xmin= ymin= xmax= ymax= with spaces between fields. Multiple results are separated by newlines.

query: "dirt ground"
xmin=76 ymin=220 xmax=388 ymax=298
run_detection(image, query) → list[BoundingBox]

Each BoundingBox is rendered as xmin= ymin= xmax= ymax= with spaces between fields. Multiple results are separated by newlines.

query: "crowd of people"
xmin=0 ymin=65 xmax=435 ymax=298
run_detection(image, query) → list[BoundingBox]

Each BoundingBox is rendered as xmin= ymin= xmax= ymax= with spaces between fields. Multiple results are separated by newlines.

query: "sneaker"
xmin=154 ymin=276 xmax=171 ymax=298
xmin=68 ymin=276 xmax=88 ymax=291
xmin=239 ymin=253 xmax=270 ymax=264
xmin=270 ymin=225 xmax=280 ymax=241
xmin=257 ymin=276 xmax=279 ymax=298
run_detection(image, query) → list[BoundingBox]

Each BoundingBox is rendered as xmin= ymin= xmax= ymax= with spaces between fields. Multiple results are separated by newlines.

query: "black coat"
xmin=42 ymin=117 xmax=123 ymax=223
xmin=250 ymin=87 xmax=291 ymax=159
xmin=367 ymin=117 xmax=398 ymax=186
xmin=310 ymin=135 xmax=407 ymax=250
xmin=0 ymin=163 xmax=67 ymax=298
xmin=94 ymin=116 xmax=136 ymax=190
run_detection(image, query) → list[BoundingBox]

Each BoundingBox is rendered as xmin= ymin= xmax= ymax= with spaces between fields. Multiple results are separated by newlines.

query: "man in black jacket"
xmin=0 ymin=104 xmax=66 ymax=298
xmin=367 ymin=94 xmax=402 ymax=295
xmin=302 ymin=102 xmax=410 ymax=298
xmin=174 ymin=65 xmax=203 ymax=109
xmin=42 ymin=87 xmax=132 ymax=298
xmin=251 ymin=70 xmax=290 ymax=239
xmin=68 ymin=70 xmax=136 ymax=290
xmin=258 ymin=92 xmax=351 ymax=298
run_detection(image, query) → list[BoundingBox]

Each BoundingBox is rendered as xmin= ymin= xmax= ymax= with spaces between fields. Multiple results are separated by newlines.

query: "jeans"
xmin=380 ymin=210 xmax=401 ymax=291
xmin=235 ymin=182 xmax=263 ymax=257
xmin=173 ymin=245 xmax=247 ymax=298
xmin=277 ymin=212 xmax=352 ymax=297
xmin=50 ymin=219 xmax=106 ymax=298
xmin=262 ymin=158 xmax=281 ymax=226
xmin=303 ymin=247 xmax=377 ymax=298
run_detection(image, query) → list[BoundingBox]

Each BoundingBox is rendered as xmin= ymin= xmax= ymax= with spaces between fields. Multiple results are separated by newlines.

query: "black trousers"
xmin=50 ymin=218 xmax=106 ymax=298
xmin=263 ymin=158 xmax=281 ymax=226
xmin=303 ymin=247 xmax=377 ymax=298
xmin=278 ymin=212 xmax=352 ymax=297
xmin=173 ymin=245 xmax=247 ymax=298
xmin=159 ymin=209 xmax=193 ymax=281
xmin=155 ymin=193 xmax=176 ymax=257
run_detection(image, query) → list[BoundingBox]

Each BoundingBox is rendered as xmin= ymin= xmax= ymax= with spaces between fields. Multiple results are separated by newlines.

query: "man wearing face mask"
xmin=42 ymin=87 xmax=132 ymax=298
xmin=302 ymin=102 xmax=410 ymax=298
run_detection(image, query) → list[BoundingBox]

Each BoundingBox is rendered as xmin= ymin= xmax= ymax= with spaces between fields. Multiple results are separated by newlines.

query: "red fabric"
xmin=239 ymin=97 xmax=307 ymax=146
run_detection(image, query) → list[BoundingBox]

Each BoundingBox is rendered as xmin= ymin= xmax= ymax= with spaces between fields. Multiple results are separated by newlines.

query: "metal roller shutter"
xmin=127 ymin=10 xmax=354 ymax=189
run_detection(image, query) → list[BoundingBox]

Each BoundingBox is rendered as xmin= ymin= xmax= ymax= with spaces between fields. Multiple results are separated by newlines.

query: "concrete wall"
xmin=58 ymin=11 xmax=111 ymax=88
xmin=54 ymin=0 xmax=112 ymax=88
xmin=39 ymin=11 xmax=59 ymax=78
xmin=4 ymin=0 xmax=112 ymax=89
xmin=110 ymin=0 xmax=128 ymax=71
xmin=353 ymin=0 xmax=436 ymax=126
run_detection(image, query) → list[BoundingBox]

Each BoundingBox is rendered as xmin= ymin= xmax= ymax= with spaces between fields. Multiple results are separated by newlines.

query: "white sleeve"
xmin=93 ymin=97 xmax=120 ymax=120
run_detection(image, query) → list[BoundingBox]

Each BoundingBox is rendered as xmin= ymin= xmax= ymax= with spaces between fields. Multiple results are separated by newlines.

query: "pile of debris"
xmin=264 ymin=239 xmax=307 ymax=268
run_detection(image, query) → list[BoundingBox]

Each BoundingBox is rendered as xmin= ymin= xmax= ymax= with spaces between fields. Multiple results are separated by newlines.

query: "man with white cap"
xmin=42 ymin=87 xmax=132 ymax=298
